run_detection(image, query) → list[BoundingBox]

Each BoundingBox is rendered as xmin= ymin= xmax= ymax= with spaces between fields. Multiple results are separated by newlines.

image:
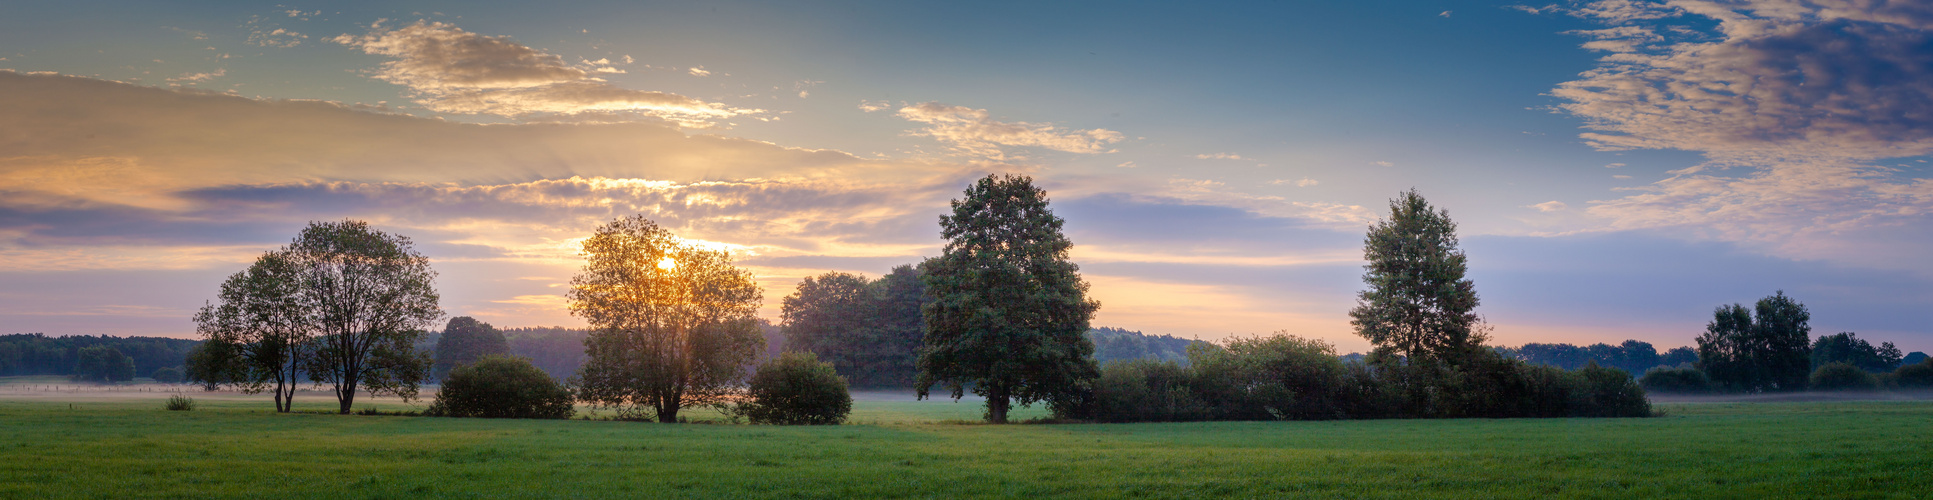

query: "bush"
xmin=1571 ymin=364 xmax=1651 ymax=417
xmin=739 ymin=352 xmax=851 ymax=425
xmin=1090 ymin=359 xmax=1208 ymax=422
xmin=1188 ymin=334 xmax=1351 ymax=420
xmin=1640 ymin=366 xmax=1712 ymax=394
xmin=1895 ymin=359 xmax=1933 ymax=389
xmin=1810 ymin=362 xmax=1879 ymax=391
xmin=165 ymin=392 xmax=196 ymax=411
xmin=152 ymin=366 xmax=185 ymax=384
xmin=425 ymin=355 xmax=575 ymax=419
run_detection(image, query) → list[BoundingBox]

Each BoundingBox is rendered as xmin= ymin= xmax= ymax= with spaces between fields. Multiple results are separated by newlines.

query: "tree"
xmin=570 ymin=215 xmax=764 ymax=423
xmin=192 ymin=251 xmax=311 ymax=412
xmin=1696 ymin=291 xmax=1813 ymax=392
xmin=72 ymin=345 xmax=134 ymax=382
xmin=1810 ymin=332 xmax=1903 ymax=373
xmin=291 ymin=220 xmax=442 ymax=414
xmin=1348 ymin=189 xmax=1485 ymax=365
xmin=917 ymin=174 xmax=1099 ymax=423
xmin=780 ymin=265 xmax=927 ymax=387
xmin=432 ymin=317 xmax=510 ymax=380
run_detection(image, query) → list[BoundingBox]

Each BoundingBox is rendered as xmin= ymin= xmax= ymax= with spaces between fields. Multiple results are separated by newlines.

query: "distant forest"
xmin=0 ymin=334 xmax=200 ymax=378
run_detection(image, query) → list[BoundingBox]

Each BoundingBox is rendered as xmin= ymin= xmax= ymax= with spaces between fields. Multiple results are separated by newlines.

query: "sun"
xmin=656 ymin=257 xmax=677 ymax=270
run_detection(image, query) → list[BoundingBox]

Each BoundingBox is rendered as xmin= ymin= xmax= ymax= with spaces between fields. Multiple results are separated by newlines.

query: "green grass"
xmin=1 ymin=390 xmax=1929 ymax=498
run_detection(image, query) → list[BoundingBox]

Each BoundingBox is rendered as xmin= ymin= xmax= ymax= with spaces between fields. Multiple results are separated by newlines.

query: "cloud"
xmin=1542 ymin=0 xmax=1933 ymax=267
xmin=857 ymin=100 xmax=892 ymax=112
xmin=1270 ymin=178 xmax=1319 ymax=187
xmin=1371 ymin=161 xmax=1394 ymax=167
xmin=688 ymin=66 xmax=710 ymax=77
xmin=1195 ymin=152 xmax=1246 ymax=160
xmin=1529 ymin=201 xmax=1568 ymax=212
xmin=165 ymin=69 xmax=225 ymax=84
xmin=894 ymin=102 xmax=1123 ymax=159
xmin=330 ymin=21 xmax=758 ymax=126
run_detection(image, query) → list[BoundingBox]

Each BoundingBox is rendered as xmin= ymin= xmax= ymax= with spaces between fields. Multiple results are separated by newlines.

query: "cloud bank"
xmin=896 ymin=102 xmax=1123 ymax=160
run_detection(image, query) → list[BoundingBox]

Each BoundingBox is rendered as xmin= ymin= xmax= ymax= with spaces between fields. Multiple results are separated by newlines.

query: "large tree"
xmin=432 ymin=317 xmax=510 ymax=381
xmin=1811 ymin=332 xmax=1903 ymax=373
xmin=192 ymin=251 xmax=312 ymax=412
xmin=292 ymin=220 xmax=442 ymax=414
xmin=1697 ymin=291 xmax=1813 ymax=392
xmin=1348 ymin=189 xmax=1485 ymax=364
xmin=780 ymin=265 xmax=926 ymax=387
xmin=570 ymin=215 xmax=764 ymax=423
xmin=917 ymin=174 xmax=1098 ymax=423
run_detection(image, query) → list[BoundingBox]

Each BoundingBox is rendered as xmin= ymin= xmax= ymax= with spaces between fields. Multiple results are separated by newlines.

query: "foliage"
xmin=738 ymin=351 xmax=852 ymax=425
xmin=780 ymin=265 xmax=925 ymax=388
xmin=1808 ymin=362 xmax=1880 ymax=391
xmin=432 ymin=317 xmax=510 ymax=381
xmin=1894 ymin=358 xmax=1933 ymax=388
xmin=71 ymin=345 xmax=136 ymax=383
xmin=0 ymin=333 xmax=199 ymax=378
xmin=1191 ymin=334 xmax=1353 ymax=420
xmin=1810 ymin=332 xmax=1902 ymax=373
xmin=1089 ymin=327 xmax=1200 ymax=366
xmin=570 ymin=215 xmax=764 ymax=423
xmin=918 ymin=174 xmax=1099 ymax=423
xmin=1088 ymin=359 xmax=1209 ymax=422
xmin=289 ymin=220 xmax=442 ymax=414
xmin=163 ymin=392 xmax=196 ymax=411
xmin=425 ymin=355 xmax=574 ymax=419
xmin=1571 ymin=364 xmax=1652 ymax=417
xmin=500 ymin=327 xmax=591 ymax=381
xmin=1660 ymin=346 xmax=1699 ymax=367
xmin=151 ymin=366 xmax=184 ymax=384
xmin=1508 ymin=340 xmax=1676 ymax=375
xmin=1696 ymin=292 xmax=1813 ymax=392
xmin=192 ymin=250 xmax=312 ymax=412
xmin=1639 ymin=366 xmax=1712 ymax=393
xmin=1348 ymin=189 xmax=1485 ymax=365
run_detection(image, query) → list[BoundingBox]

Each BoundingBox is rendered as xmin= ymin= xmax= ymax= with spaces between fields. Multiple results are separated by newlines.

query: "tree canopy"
xmin=917 ymin=174 xmax=1099 ymax=423
xmin=1810 ymin=332 xmax=1903 ymax=373
xmin=192 ymin=250 xmax=312 ymax=412
xmin=780 ymin=265 xmax=925 ymax=387
xmin=291 ymin=220 xmax=442 ymax=414
xmin=1697 ymin=291 xmax=1813 ymax=392
xmin=570 ymin=215 xmax=764 ymax=423
xmin=432 ymin=317 xmax=510 ymax=381
xmin=1348 ymin=189 xmax=1485 ymax=365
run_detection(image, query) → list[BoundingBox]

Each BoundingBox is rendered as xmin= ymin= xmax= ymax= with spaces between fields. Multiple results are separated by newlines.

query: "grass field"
xmin=3 ymin=382 xmax=1930 ymax=498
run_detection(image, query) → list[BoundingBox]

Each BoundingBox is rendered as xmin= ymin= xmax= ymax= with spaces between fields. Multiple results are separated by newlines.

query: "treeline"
xmin=1500 ymin=340 xmax=1698 ymax=375
xmin=0 ymin=333 xmax=199 ymax=380
xmin=1090 ymin=327 xmax=1197 ymax=365
xmin=1636 ymin=293 xmax=1932 ymax=393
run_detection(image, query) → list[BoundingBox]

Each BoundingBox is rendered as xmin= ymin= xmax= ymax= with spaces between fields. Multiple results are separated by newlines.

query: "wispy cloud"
xmin=895 ymin=102 xmax=1123 ymax=159
xmin=1196 ymin=152 xmax=1246 ymax=160
xmin=330 ymin=21 xmax=759 ymax=126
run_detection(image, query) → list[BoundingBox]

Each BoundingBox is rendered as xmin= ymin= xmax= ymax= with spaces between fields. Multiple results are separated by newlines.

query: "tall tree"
xmin=432 ymin=317 xmax=510 ymax=380
xmin=570 ymin=215 xmax=764 ymax=423
xmin=192 ymin=251 xmax=312 ymax=412
xmin=1697 ymin=292 xmax=1813 ymax=392
xmin=918 ymin=174 xmax=1099 ymax=423
xmin=1348 ymin=189 xmax=1485 ymax=364
xmin=1811 ymin=332 xmax=1901 ymax=373
xmin=291 ymin=220 xmax=442 ymax=414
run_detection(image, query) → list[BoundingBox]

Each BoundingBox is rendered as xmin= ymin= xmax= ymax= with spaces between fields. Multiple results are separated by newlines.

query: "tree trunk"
xmin=986 ymin=385 xmax=1010 ymax=424
xmin=657 ymin=404 xmax=680 ymax=423
xmin=337 ymin=373 xmax=358 ymax=414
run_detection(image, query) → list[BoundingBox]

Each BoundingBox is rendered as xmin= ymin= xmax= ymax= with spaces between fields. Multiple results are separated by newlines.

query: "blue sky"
xmin=2 ymin=0 xmax=1929 ymax=354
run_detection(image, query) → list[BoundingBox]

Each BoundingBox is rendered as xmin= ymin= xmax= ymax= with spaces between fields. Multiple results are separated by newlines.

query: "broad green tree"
xmin=192 ymin=250 xmax=312 ymax=412
xmin=432 ymin=317 xmax=510 ymax=380
xmin=1348 ymin=189 xmax=1485 ymax=364
xmin=918 ymin=174 xmax=1099 ymax=423
xmin=292 ymin=221 xmax=442 ymax=414
xmin=571 ymin=215 xmax=764 ymax=423
xmin=1696 ymin=291 xmax=1813 ymax=391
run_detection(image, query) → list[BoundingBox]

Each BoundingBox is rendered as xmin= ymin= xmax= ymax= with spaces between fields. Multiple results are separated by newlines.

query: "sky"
xmin=2 ymin=0 xmax=1930 ymax=354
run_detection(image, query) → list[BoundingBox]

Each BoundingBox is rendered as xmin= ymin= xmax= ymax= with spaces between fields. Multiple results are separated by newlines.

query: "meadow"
xmin=2 ymin=379 xmax=1929 ymax=499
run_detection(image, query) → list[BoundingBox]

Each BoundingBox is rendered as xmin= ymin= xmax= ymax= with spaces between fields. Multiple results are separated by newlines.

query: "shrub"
xmin=1810 ymin=362 xmax=1879 ymax=391
xmin=1188 ymin=334 xmax=1351 ymax=420
xmin=1640 ymin=366 xmax=1712 ymax=394
xmin=165 ymin=392 xmax=196 ymax=411
xmin=1571 ymin=364 xmax=1651 ymax=417
xmin=1090 ymin=359 xmax=1208 ymax=422
xmin=1894 ymin=359 xmax=1933 ymax=389
xmin=739 ymin=352 xmax=851 ymax=425
xmin=425 ymin=355 xmax=575 ymax=419
xmin=151 ymin=366 xmax=185 ymax=384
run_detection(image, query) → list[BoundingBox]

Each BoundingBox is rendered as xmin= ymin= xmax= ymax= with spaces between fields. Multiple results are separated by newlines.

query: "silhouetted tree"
xmin=918 ymin=174 xmax=1099 ymax=423
xmin=193 ymin=250 xmax=312 ymax=412
xmin=1810 ymin=332 xmax=1902 ymax=373
xmin=432 ymin=317 xmax=510 ymax=381
xmin=292 ymin=220 xmax=442 ymax=414
xmin=72 ymin=345 xmax=134 ymax=382
xmin=1697 ymin=292 xmax=1812 ymax=392
xmin=780 ymin=266 xmax=926 ymax=387
xmin=1349 ymin=189 xmax=1485 ymax=365
xmin=570 ymin=215 xmax=764 ymax=423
